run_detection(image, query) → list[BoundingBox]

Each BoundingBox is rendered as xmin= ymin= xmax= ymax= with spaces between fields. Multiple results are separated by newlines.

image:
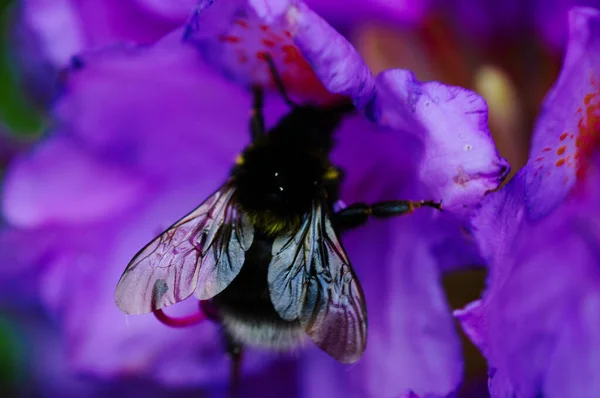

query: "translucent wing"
xmin=115 ymin=184 xmax=253 ymax=314
xmin=268 ymin=202 xmax=367 ymax=363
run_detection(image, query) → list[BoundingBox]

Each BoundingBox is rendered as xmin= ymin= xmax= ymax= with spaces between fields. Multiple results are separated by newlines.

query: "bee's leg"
xmin=223 ymin=331 xmax=244 ymax=398
xmin=250 ymin=85 xmax=265 ymax=142
xmin=334 ymin=200 xmax=443 ymax=232
xmin=262 ymin=53 xmax=298 ymax=108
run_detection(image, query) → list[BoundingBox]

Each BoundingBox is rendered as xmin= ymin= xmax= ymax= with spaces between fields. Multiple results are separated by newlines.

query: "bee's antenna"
xmin=262 ymin=53 xmax=298 ymax=108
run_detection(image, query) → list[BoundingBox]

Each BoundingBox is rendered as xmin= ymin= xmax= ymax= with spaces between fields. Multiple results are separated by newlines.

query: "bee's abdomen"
xmin=220 ymin=311 xmax=304 ymax=350
xmin=211 ymin=233 xmax=305 ymax=350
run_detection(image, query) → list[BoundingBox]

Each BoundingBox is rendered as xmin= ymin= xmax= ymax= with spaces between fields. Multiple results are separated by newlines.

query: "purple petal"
xmin=368 ymin=69 xmax=509 ymax=214
xmin=487 ymin=366 xmax=516 ymax=398
xmin=470 ymin=170 xmax=527 ymax=292
xmin=525 ymin=6 xmax=600 ymax=220
xmin=487 ymin=223 xmax=599 ymax=398
xmin=249 ymin=0 xmax=292 ymax=22
xmin=19 ymin=0 xmax=195 ymax=68
xmin=185 ymin=0 xmax=375 ymax=106
xmin=283 ymin=2 xmax=376 ymax=106
xmin=453 ymin=300 xmax=486 ymax=355
xmin=2 ymin=135 xmax=146 ymax=228
xmin=54 ymin=30 xmax=247 ymax=181
xmin=345 ymin=217 xmax=462 ymax=397
xmin=14 ymin=0 xmax=197 ymax=105
xmin=463 ymin=153 xmax=600 ymax=398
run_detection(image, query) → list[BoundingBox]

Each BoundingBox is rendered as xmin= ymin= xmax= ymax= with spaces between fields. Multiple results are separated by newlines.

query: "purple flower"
xmin=454 ymin=6 xmax=600 ymax=397
xmin=12 ymin=0 xmax=197 ymax=104
xmin=2 ymin=0 xmax=508 ymax=396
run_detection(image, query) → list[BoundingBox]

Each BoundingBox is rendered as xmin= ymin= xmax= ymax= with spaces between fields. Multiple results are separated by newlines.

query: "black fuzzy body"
xmin=211 ymin=104 xmax=350 ymax=350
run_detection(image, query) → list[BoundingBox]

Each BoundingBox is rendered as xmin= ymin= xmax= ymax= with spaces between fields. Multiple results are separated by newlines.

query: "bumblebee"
xmin=114 ymin=57 xmax=442 ymax=366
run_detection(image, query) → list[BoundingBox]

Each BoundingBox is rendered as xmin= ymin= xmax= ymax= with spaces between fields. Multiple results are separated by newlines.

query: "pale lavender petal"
xmin=284 ymin=2 xmax=376 ymax=107
xmin=18 ymin=0 xmax=86 ymax=68
xmin=2 ymin=135 xmax=146 ymax=228
xmin=249 ymin=0 xmax=292 ymax=22
xmin=368 ymin=69 xmax=509 ymax=215
xmin=525 ymin=6 xmax=600 ymax=220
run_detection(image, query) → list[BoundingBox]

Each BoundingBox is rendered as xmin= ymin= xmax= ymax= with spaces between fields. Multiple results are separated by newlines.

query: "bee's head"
xmin=232 ymin=144 xmax=327 ymax=229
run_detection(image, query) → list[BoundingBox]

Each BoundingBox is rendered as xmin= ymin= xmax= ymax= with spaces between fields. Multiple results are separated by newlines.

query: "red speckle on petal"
xmin=235 ymin=19 xmax=249 ymax=28
xmin=556 ymin=158 xmax=566 ymax=167
xmin=265 ymin=31 xmax=284 ymax=42
xmin=557 ymin=146 xmax=566 ymax=155
xmin=261 ymin=38 xmax=276 ymax=48
xmin=219 ymin=34 xmax=241 ymax=44
xmin=256 ymin=51 xmax=269 ymax=60
xmin=281 ymin=45 xmax=302 ymax=64
xmin=215 ymin=18 xmax=348 ymax=106
xmin=560 ymin=132 xmax=568 ymax=141
xmin=535 ymin=156 xmax=544 ymax=162
xmin=574 ymin=73 xmax=600 ymax=180
xmin=542 ymin=147 xmax=552 ymax=152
